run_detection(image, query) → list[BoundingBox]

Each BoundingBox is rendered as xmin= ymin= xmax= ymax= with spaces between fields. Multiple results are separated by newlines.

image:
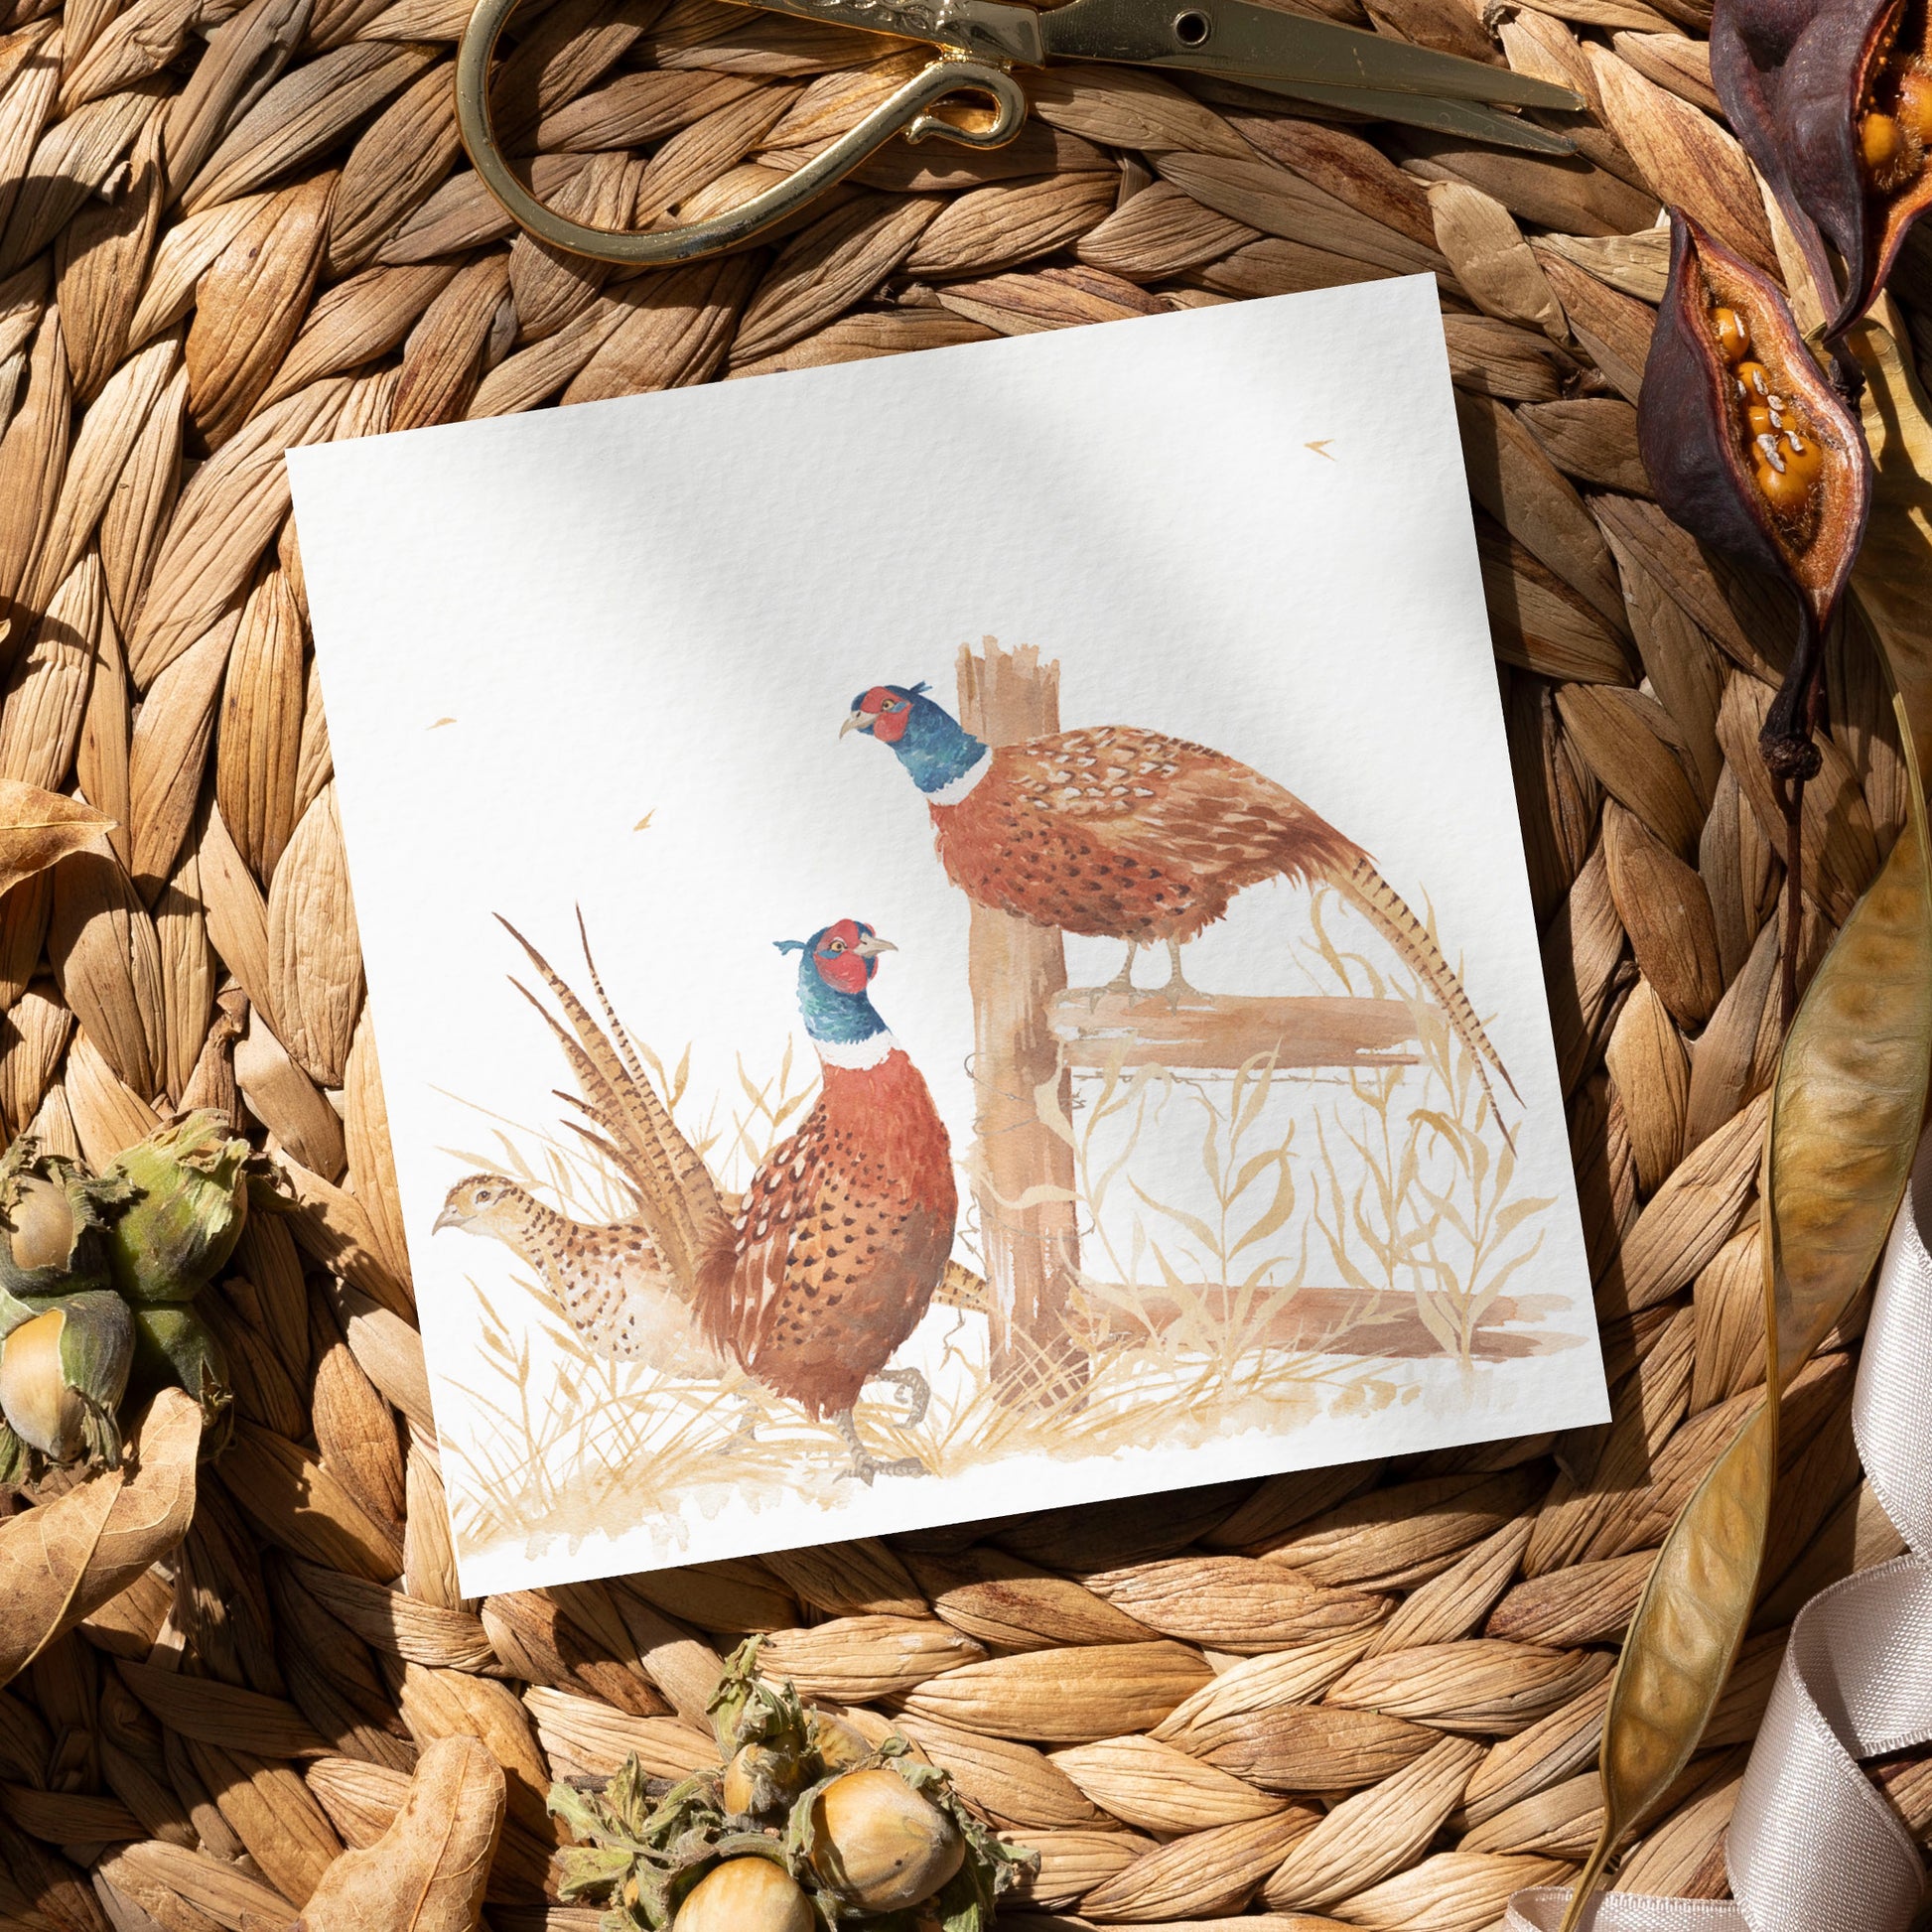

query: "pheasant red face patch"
xmin=858 ymin=687 xmax=911 ymax=744
xmin=814 ymin=917 xmax=875 ymax=991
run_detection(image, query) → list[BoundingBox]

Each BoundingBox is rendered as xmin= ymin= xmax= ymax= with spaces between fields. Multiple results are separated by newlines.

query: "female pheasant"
xmin=843 ymin=683 xmax=1520 ymax=1133
xmin=437 ymin=914 xmax=954 ymax=1481
xmin=434 ymin=1174 xmax=726 ymax=1374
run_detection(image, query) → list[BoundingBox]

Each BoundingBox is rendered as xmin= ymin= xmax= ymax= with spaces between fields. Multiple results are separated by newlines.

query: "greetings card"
xmin=288 ymin=274 xmax=1608 ymax=1594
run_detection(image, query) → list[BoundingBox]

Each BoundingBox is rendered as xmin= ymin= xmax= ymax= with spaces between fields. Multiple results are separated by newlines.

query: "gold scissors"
xmin=457 ymin=0 xmax=1582 ymax=264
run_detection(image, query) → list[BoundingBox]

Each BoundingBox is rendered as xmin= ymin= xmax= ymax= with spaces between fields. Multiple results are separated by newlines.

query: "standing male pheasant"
xmin=844 ymin=683 xmax=1520 ymax=1134
xmin=437 ymin=914 xmax=954 ymax=1481
xmin=697 ymin=918 xmax=956 ymax=1479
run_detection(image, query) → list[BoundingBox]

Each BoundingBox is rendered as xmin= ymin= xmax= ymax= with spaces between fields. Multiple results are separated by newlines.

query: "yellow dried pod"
xmin=673 ymin=1858 xmax=813 ymax=1932
xmin=808 ymin=1768 xmax=964 ymax=1912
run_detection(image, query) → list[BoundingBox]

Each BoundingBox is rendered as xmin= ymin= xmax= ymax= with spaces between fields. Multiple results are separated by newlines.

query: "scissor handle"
xmin=455 ymin=1 xmax=1029 ymax=265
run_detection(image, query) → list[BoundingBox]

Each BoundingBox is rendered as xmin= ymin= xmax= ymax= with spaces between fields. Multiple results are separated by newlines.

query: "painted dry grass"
xmin=435 ymin=890 xmax=1560 ymax=1559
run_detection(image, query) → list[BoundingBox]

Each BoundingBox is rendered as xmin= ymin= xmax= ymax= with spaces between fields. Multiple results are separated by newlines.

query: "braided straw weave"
xmin=0 ymin=0 xmax=1926 ymax=1923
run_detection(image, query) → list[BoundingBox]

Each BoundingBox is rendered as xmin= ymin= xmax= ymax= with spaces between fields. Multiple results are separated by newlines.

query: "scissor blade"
xmin=1230 ymin=73 xmax=1578 ymax=153
xmin=726 ymin=0 xmax=1049 ymax=66
xmin=1036 ymin=0 xmax=1581 ymax=108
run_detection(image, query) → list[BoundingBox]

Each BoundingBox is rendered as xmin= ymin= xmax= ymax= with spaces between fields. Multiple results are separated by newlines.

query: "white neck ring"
xmin=817 ymin=1031 xmax=897 ymax=1070
xmin=926 ymin=751 xmax=991 ymax=807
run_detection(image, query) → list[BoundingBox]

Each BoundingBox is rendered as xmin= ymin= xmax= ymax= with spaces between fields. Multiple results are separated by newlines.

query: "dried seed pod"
xmin=806 ymin=1765 xmax=965 ymax=1912
xmin=1713 ymin=0 xmax=1932 ymax=333
xmin=1640 ymin=212 xmax=1871 ymax=653
xmin=0 ymin=1288 xmax=133 ymax=1469
xmin=674 ymin=1857 xmax=813 ymax=1931
xmin=104 ymin=1111 xmax=250 ymax=1305
xmin=1638 ymin=209 xmax=1873 ymax=1019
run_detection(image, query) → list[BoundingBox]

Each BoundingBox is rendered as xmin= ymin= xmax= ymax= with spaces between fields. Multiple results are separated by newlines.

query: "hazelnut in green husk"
xmin=0 ymin=1289 xmax=135 ymax=1471
xmin=809 ymin=1710 xmax=871 ymax=1774
xmin=803 ymin=1766 xmax=964 ymax=1912
xmin=553 ymin=1640 xmax=1035 ymax=1930
xmin=129 ymin=1304 xmax=232 ymax=1444
xmin=0 ymin=1138 xmax=132 ymax=1302
xmin=104 ymin=1112 xmax=250 ymax=1305
xmin=672 ymin=1858 xmax=811 ymax=1932
xmin=723 ymin=1742 xmax=803 ymax=1820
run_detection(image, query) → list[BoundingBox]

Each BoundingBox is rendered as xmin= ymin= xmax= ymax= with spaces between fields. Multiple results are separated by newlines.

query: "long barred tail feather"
xmin=572 ymin=910 xmax=723 ymax=1230
xmin=495 ymin=914 xmax=725 ymax=1297
xmin=1334 ymin=856 xmax=1523 ymax=1145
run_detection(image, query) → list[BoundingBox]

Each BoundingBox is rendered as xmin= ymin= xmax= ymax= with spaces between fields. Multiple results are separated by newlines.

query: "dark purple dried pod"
xmin=1712 ymin=0 xmax=1932 ymax=335
xmin=1640 ymin=209 xmax=1874 ymax=1025
xmin=1640 ymin=211 xmax=1871 ymax=654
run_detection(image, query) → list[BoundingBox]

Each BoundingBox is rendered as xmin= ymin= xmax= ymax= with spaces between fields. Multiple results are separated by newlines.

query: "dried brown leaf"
xmin=0 ymin=1386 xmax=200 ymax=1685
xmin=1585 ymin=45 xmax=1773 ymax=271
xmin=1428 ymin=178 xmax=1565 ymax=338
xmin=0 ymin=780 xmax=110 ymax=921
xmin=129 ymin=374 xmax=350 ymax=686
xmin=1077 ymin=180 xmax=1260 ymax=282
xmin=179 ymin=40 xmax=435 ymax=214
xmin=293 ymin=1734 xmax=502 ymax=1930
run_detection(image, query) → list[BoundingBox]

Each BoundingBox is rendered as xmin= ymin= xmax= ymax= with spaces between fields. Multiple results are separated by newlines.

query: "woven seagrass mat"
xmin=0 ymin=0 xmax=1926 ymax=1923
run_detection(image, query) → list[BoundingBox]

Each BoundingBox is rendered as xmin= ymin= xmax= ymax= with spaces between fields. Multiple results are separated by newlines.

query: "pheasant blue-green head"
xmin=775 ymin=918 xmax=897 ymax=1044
xmin=842 ymin=683 xmax=988 ymax=794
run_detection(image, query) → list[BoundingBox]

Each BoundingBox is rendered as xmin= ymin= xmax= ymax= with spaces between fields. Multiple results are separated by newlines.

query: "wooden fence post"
xmin=956 ymin=638 xmax=1087 ymax=1404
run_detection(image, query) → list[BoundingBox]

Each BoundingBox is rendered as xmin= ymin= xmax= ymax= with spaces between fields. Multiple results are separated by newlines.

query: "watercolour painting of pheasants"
xmin=433 ymin=647 xmax=1576 ymax=1556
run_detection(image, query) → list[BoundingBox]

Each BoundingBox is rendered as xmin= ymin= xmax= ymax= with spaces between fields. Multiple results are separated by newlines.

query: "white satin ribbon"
xmin=1504 ymin=1130 xmax=1932 ymax=1932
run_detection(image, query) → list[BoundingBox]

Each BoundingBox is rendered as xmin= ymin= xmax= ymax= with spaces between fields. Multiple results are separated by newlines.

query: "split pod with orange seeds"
xmin=1713 ymin=0 xmax=1932 ymax=336
xmin=1639 ymin=211 xmax=1873 ymax=775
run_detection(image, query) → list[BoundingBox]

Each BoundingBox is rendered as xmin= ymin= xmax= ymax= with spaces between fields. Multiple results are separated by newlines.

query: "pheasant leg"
xmin=832 ymin=1407 xmax=928 ymax=1484
xmin=714 ymin=1395 xmax=761 ymax=1457
xmin=1085 ymin=941 xmax=1141 ymax=1010
xmin=868 ymin=1365 xmax=930 ymax=1427
xmin=1158 ymin=936 xmax=1208 ymax=1011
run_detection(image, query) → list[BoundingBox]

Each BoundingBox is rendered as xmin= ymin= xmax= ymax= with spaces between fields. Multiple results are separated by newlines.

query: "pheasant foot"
xmin=1158 ymin=937 xmax=1209 ymax=1011
xmin=1083 ymin=942 xmax=1142 ymax=1010
xmin=832 ymin=1408 xmax=929 ymax=1484
xmin=868 ymin=1365 xmax=930 ymax=1427
xmin=712 ymin=1396 xmax=762 ymax=1457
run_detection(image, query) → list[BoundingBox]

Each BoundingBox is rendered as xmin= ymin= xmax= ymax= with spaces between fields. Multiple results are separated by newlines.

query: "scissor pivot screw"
xmin=1172 ymin=8 xmax=1211 ymax=44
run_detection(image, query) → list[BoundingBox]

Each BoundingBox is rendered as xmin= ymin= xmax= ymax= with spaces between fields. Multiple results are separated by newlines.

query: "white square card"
xmin=288 ymin=274 xmax=1607 ymax=1594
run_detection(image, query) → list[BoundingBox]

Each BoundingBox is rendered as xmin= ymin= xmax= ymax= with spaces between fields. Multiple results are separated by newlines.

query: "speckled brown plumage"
xmin=929 ymin=724 xmax=1518 ymax=1116
xmin=435 ymin=1173 xmax=726 ymax=1372
xmin=696 ymin=1048 xmax=955 ymax=1421
xmin=931 ymin=725 xmax=1364 ymax=942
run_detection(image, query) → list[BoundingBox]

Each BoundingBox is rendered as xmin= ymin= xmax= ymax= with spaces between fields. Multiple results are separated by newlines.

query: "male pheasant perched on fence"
xmin=436 ymin=914 xmax=954 ymax=1481
xmin=844 ymin=683 xmax=1520 ymax=1137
